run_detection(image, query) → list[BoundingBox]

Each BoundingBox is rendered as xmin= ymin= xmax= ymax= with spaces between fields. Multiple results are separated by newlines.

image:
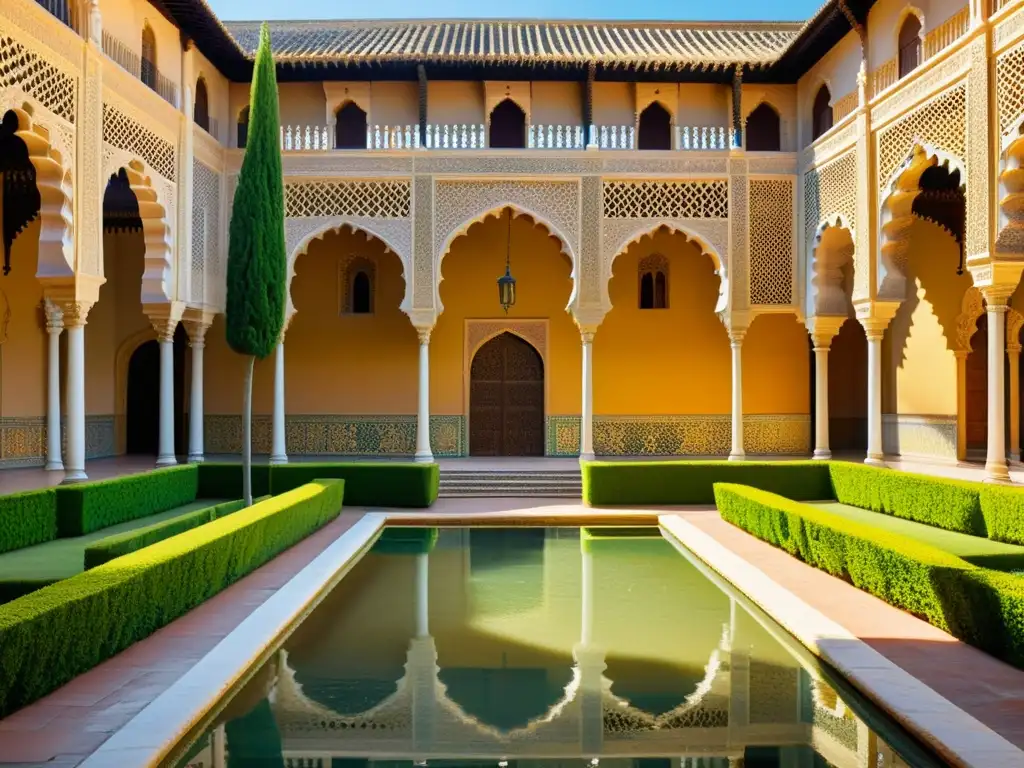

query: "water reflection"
xmin=173 ymin=528 xmax=937 ymax=768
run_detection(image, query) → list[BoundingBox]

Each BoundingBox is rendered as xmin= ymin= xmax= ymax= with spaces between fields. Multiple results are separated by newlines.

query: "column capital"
xmin=805 ymin=315 xmax=845 ymax=349
xmin=854 ymin=298 xmax=899 ymax=339
xmin=182 ymin=308 xmax=216 ymax=347
xmin=145 ymin=301 xmax=185 ymax=342
xmin=60 ymin=301 xmax=94 ymax=328
xmin=42 ymin=299 xmax=64 ymax=332
xmin=416 ymin=325 xmax=433 ymax=345
xmin=578 ymin=324 xmax=599 ymax=343
xmin=980 ymin=285 xmax=1014 ymax=308
xmin=150 ymin=317 xmax=179 ymax=343
xmin=571 ymin=304 xmax=607 ymax=331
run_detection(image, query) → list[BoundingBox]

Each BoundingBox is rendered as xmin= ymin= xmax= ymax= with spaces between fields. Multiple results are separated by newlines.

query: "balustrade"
xmin=528 ymin=124 xmax=586 ymax=149
xmin=922 ymin=7 xmax=970 ymax=60
xmin=101 ymin=30 xmax=179 ymax=107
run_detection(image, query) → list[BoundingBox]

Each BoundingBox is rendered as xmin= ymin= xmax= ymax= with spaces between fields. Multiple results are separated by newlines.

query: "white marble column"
xmin=1009 ymin=343 xmax=1021 ymax=463
xmin=154 ymin=320 xmax=178 ymax=466
xmin=62 ymin=302 xmax=90 ymax=483
xmin=186 ymin=322 xmax=209 ymax=462
xmin=986 ymin=300 xmax=1011 ymax=482
xmin=729 ymin=330 xmax=745 ymax=461
xmin=414 ymin=327 xmax=433 ymax=463
xmin=270 ymin=341 xmax=287 ymax=465
xmin=813 ymin=343 xmax=832 ymax=459
xmin=44 ymin=302 xmax=64 ymax=472
xmin=580 ymin=327 xmax=596 ymax=461
xmin=865 ymin=328 xmax=885 ymax=466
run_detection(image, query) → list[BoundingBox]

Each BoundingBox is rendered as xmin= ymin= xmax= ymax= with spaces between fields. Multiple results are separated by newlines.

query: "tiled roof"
xmin=224 ymin=20 xmax=803 ymax=70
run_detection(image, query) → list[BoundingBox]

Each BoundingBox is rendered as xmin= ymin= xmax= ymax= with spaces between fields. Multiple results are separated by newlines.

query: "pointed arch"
xmin=237 ymin=105 xmax=250 ymax=149
xmin=1 ymin=103 xmax=74 ymax=279
xmin=897 ymin=9 xmax=924 ymax=78
xmin=745 ymin=102 xmax=781 ymax=152
xmin=193 ymin=76 xmax=210 ymax=132
xmin=334 ymin=100 xmax=367 ymax=149
xmin=489 ymin=99 xmax=526 ymax=149
xmin=807 ymin=215 xmax=855 ymax=316
xmin=141 ymin=23 xmax=157 ymax=91
xmin=637 ymin=101 xmax=672 ymax=150
xmin=812 ymin=85 xmax=833 ymax=141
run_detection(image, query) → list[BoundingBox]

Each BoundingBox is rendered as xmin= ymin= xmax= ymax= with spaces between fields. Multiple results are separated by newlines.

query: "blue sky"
xmin=207 ymin=0 xmax=823 ymax=22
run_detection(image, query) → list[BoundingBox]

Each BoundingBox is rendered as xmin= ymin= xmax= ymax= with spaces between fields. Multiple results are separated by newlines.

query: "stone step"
xmin=438 ymin=469 xmax=583 ymax=498
xmin=440 ymin=487 xmax=582 ymax=498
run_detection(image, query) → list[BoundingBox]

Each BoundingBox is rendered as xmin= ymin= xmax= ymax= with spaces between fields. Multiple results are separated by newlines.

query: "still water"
xmin=172 ymin=527 xmax=942 ymax=768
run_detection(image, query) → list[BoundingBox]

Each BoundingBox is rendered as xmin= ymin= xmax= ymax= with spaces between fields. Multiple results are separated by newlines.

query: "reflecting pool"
xmin=172 ymin=527 xmax=942 ymax=767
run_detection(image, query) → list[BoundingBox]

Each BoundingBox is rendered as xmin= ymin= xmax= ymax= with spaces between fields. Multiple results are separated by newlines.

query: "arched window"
xmin=489 ymin=99 xmax=526 ymax=149
xmin=637 ymin=102 xmax=672 ymax=150
xmin=638 ymin=254 xmax=669 ymax=309
xmin=812 ymin=85 xmax=833 ymax=141
xmin=746 ymin=103 xmax=781 ymax=151
xmin=194 ymin=77 xmax=210 ymax=132
xmin=342 ymin=257 xmax=376 ymax=314
xmin=237 ymin=106 xmax=249 ymax=149
xmin=898 ymin=14 xmax=923 ymax=78
xmin=141 ymin=24 xmax=157 ymax=91
xmin=335 ymin=102 xmax=367 ymax=149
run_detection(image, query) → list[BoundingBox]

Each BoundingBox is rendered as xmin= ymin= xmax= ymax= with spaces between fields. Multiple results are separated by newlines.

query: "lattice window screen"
xmin=0 ymin=34 xmax=77 ymax=123
xmin=749 ymin=178 xmax=794 ymax=306
xmin=284 ymin=181 xmax=411 ymax=218
xmin=997 ymin=40 xmax=1024 ymax=138
xmin=192 ymin=160 xmax=220 ymax=303
xmin=102 ymin=104 xmax=176 ymax=181
xmin=603 ymin=181 xmax=729 ymax=219
xmin=803 ymin=150 xmax=857 ymax=247
xmin=877 ymin=84 xmax=966 ymax=190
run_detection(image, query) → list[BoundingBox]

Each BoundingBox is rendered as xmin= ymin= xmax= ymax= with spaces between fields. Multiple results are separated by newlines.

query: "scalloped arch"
xmin=808 ymin=215 xmax=855 ymax=316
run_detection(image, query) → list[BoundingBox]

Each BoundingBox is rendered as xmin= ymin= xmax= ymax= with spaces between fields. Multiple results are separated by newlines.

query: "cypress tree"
xmin=226 ymin=23 xmax=285 ymax=506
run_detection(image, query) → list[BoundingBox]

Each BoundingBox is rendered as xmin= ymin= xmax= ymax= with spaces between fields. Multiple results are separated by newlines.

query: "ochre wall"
xmin=883 ymin=219 xmax=970 ymax=417
xmin=0 ymin=216 xmax=46 ymax=418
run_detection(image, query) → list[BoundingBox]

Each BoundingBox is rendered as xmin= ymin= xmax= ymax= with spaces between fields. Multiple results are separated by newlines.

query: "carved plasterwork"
xmin=994 ymin=3 xmax=1024 ymax=51
xmin=434 ymin=180 xmax=580 ymax=308
xmin=102 ymin=102 xmax=176 ymax=182
xmin=964 ymin=36 xmax=992 ymax=261
xmin=882 ymin=414 xmax=958 ymax=461
xmin=412 ymin=176 xmax=434 ymax=309
xmin=466 ymin=319 xmax=547 ymax=365
xmin=284 ymin=180 xmax=411 ymax=219
xmin=579 ymin=175 xmax=603 ymax=307
xmin=747 ymin=155 xmax=799 ymax=175
xmin=808 ymin=218 xmax=855 ymax=316
xmin=749 ymin=178 xmax=795 ymax=306
xmin=804 ymin=150 xmax=858 ymax=290
xmin=602 ymin=181 xmax=728 ymax=220
xmin=192 ymin=160 xmax=220 ymax=305
xmin=801 ymin=120 xmax=858 ymax=170
xmin=0 ymin=28 xmax=77 ymax=125
xmin=729 ymin=157 xmax=749 ymax=311
xmin=284 ymin=216 xmax=413 ymax=314
xmin=1 ymin=0 xmax=84 ymax=70
xmin=871 ymin=43 xmax=970 ymax=129
xmin=1008 ymin=306 xmax=1024 ymax=349
xmin=955 ymin=286 xmax=985 ymax=352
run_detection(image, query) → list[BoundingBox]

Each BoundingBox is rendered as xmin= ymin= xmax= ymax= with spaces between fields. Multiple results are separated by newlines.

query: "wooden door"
xmin=469 ymin=333 xmax=544 ymax=456
xmin=966 ymin=314 xmax=988 ymax=451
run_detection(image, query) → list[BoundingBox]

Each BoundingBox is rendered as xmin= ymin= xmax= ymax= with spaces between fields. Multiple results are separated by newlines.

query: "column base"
xmin=728 ymin=452 xmax=746 ymax=462
xmin=414 ymin=451 xmax=435 ymax=463
xmin=269 ymin=454 xmax=289 ymax=465
xmin=985 ymin=461 xmax=1012 ymax=484
xmin=579 ymin=452 xmax=595 ymax=462
xmin=812 ymin=449 xmax=832 ymax=460
xmin=44 ymin=460 xmax=64 ymax=472
xmin=62 ymin=469 xmax=88 ymax=484
xmin=864 ymin=454 xmax=886 ymax=467
xmin=187 ymin=453 xmax=205 ymax=464
xmin=156 ymin=455 xmax=177 ymax=467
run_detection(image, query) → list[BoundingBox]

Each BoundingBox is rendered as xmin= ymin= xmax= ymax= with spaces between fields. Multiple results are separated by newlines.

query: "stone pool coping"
xmin=659 ymin=514 xmax=1024 ymax=768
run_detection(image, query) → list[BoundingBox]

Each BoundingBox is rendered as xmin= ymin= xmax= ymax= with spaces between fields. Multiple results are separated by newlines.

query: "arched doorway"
xmin=126 ymin=327 xmax=188 ymax=456
xmin=966 ymin=313 xmax=988 ymax=454
xmin=469 ymin=332 xmax=544 ymax=456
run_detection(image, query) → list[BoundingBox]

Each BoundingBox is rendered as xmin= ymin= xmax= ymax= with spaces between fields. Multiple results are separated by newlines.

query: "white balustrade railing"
xmin=277 ymin=122 xmax=730 ymax=152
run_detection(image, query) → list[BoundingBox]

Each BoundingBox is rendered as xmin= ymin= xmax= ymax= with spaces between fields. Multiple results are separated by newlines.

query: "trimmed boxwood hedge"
xmin=714 ymin=482 xmax=1024 ymax=668
xmin=0 ymin=489 xmax=57 ymax=555
xmin=56 ymin=465 xmax=199 ymax=537
xmin=582 ymin=460 xmax=833 ymax=506
xmin=0 ymin=479 xmax=344 ymax=717
xmin=82 ymin=497 xmax=267 ymax=570
xmin=0 ymin=579 xmax=58 ymax=606
xmin=197 ymin=462 xmax=438 ymax=508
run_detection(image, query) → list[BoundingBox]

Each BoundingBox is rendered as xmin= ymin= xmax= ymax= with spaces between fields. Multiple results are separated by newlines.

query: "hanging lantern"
xmin=497 ymin=209 xmax=516 ymax=313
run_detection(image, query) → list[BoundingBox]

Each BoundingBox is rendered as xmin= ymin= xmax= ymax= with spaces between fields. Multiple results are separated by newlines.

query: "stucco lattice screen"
xmin=997 ymin=39 xmax=1024 ymax=137
xmin=192 ymin=160 xmax=220 ymax=303
xmin=284 ymin=181 xmax=411 ymax=219
xmin=803 ymin=151 xmax=857 ymax=247
xmin=0 ymin=35 xmax=76 ymax=123
xmin=749 ymin=178 xmax=794 ymax=305
xmin=876 ymin=84 xmax=966 ymax=191
xmin=102 ymin=104 xmax=176 ymax=181
xmin=603 ymin=181 xmax=728 ymax=219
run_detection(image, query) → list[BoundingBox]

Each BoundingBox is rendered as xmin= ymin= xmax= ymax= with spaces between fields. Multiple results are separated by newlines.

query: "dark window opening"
xmin=639 ymin=269 xmax=668 ymax=309
xmin=812 ymin=86 xmax=833 ymax=141
xmin=637 ymin=102 xmax=672 ymax=150
xmin=237 ymin=106 xmax=249 ymax=149
xmin=489 ymin=99 xmax=526 ymax=149
xmin=352 ymin=271 xmax=372 ymax=314
xmin=335 ymin=102 xmax=368 ymax=149
xmin=654 ymin=271 xmax=667 ymax=308
xmin=746 ymin=103 xmax=781 ymax=151
xmin=141 ymin=25 xmax=157 ymax=91
xmin=898 ymin=15 xmax=923 ymax=78
xmin=194 ymin=78 xmax=209 ymax=132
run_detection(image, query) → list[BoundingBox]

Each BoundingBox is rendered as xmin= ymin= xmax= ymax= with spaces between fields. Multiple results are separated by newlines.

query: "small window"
xmin=141 ymin=24 xmax=157 ymax=91
xmin=342 ymin=257 xmax=376 ymax=314
xmin=489 ymin=99 xmax=526 ymax=149
xmin=746 ymin=103 xmax=781 ymax=151
xmin=812 ymin=85 xmax=833 ymax=141
xmin=638 ymin=254 xmax=669 ymax=309
xmin=237 ymin=106 xmax=249 ymax=149
xmin=638 ymin=102 xmax=672 ymax=150
xmin=335 ymin=101 xmax=367 ymax=149
xmin=194 ymin=77 xmax=209 ymax=132
xmin=898 ymin=15 xmax=923 ymax=78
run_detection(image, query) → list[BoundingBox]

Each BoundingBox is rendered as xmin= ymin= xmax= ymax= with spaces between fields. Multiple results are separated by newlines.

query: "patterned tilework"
xmin=882 ymin=414 xmax=957 ymax=461
xmin=0 ymin=415 xmax=117 ymax=467
xmin=204 ymin=414 xmax=809 ymax=457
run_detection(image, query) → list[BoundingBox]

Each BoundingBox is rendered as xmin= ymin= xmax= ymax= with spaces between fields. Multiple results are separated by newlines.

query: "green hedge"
xmin=197 ymin=463 xmax=271 ymax=500
xmin=978 ymin=485 xmax=1024 ymax=546
xmin=82 ymin=497 xmax=268 ymax=570
xmin=55 ymin=465 xmax=199 ymax=537
xmin=196 ymin=462 xmax=438 ymax=508
xmin=827 ymin=462 xmax=986 ymax=536
xmin=0 ymin=479 xmax=344 ymax=717
xmin=0 ymin=579 xmax=58 ymax=606
xmin=582 ymin=461 xmax=833 ymax=506
xmin=0 ymin=489 xmax=57 ymax=554
xmin=714 ymin=483 xmax=1024 ymax=668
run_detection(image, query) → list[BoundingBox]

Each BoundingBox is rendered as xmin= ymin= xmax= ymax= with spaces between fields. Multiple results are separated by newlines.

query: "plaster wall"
xmin=368 ymin=82 xmax=419 ymax=127
xmin=796 ymin=30 xmax=862 ymax=147
xmin=192 ymin=48 xmax=231 ymax=143
xmin=676 ymin=84 xmax=729 ymax=129
xmin=0 ymin=217 xmax=45 ymax=419
xmin=592 ymin=82 xmax=635 ymax=127
xmin=530 ymin=82 xmax=582 ymax=126
xmin=99 ymin=0 xmax=182 ymax=91
xmin=742 ymin=84 xmax=798 ymax=152
xmin=866 ymin=0 xmax=969 ymax=71
xmin=427 ymin=81 xmax=486 ymax=126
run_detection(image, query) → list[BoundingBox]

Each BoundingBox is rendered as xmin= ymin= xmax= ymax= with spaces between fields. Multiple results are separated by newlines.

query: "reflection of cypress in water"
xmin=225 ymin=699 xmax=285 ymax=768
xmin=370 ymin=527 xmax=439 ymax=555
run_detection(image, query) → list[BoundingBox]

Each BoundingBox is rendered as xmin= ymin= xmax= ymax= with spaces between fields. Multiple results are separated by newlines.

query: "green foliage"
xmin=197 ymin=463 xmax=272 ymax=500
xmin=225 ymin=22 xmax=286 ymax=359
xmin=582 ymin=460 xmax=833 ymax=506
xmin=978 ymin=485 xmax=1024 ymax=546
xmin=828 ymin=462 xmax=986 ymax=536
xmin=54 ymin=465 xmax=199 ymax=537
xmin=0 ymin=480 xmax=344 ymax=717
xmin=82 ymin=497 xmax=267 ymax=570
xmin=195 ymin=462 xmax=439 ymax=508
xmin=715 ymin=483 xmax=1024 ymax=668
xmin=0 ymin=489 xmax=57 ymax=554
